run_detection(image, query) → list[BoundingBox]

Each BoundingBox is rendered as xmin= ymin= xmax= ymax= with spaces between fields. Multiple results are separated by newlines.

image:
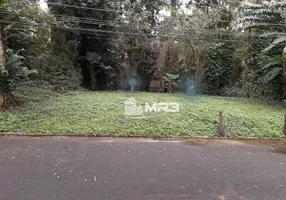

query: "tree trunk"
xmin=0 ymin=24 xmax=5 ymax=109
xmin=242 ymin=59 xmax=250 ymax=98
xmin=245 ymin=29 xmax=252 ymax=98
xmin=246 ymin=61 xmax=251 ymax=98
xmin=282 ymin=47 xmax=286 ymax=99
xmin=89 ymin=66 xmax=98 ymax=91
xmin=282 ymin=12 xmax=286 ymax=100
xmin=0 ymin=25 xmax=4 ymax=71
xmin=206 ymin=0 xmax=210 ymax=14
xmin=167 ymin=82 xmax=173 ymax=93
xmin=171 ymin=0 xmax=177 ymax=17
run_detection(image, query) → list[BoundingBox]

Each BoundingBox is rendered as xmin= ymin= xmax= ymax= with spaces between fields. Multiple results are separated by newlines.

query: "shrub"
xmin=29 ymin=54 xmax=81 ymax=90
xmin=221 ymin=86 xmax=246 ymax=97
xmin=0 ymin=49 xmax=37 ymax=93
xmin=202 ymin=43 xmax=235 ymax=95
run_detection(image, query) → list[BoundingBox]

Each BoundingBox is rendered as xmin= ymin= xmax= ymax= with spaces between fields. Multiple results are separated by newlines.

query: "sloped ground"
xmin=0 ymin=91 xmax=284 ymax=138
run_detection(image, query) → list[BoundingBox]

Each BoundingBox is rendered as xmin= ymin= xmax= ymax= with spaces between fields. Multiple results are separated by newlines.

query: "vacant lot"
xmin=0 ymin=91 xmax=284 ymax=138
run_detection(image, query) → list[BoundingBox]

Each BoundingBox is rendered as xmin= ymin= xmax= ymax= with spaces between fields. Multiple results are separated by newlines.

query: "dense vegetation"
xmin=0 ymin=0 xmax=285 ymax=102
xmin=0 ymin=0 xmax=285 ymax=137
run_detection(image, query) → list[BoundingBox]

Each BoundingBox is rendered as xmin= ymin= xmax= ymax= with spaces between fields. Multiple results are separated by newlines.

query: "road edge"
xmin=0 ymin=132 xmax=286 ymax=141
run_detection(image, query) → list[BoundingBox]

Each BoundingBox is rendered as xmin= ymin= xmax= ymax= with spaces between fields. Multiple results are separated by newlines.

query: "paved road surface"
xmin=0 ymin=136 xmax=285 ymax=200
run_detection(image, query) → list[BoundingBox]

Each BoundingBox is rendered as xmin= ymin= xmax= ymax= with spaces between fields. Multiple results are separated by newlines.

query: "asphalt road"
xmin=0 ymin=137 xmax=285 ymax=200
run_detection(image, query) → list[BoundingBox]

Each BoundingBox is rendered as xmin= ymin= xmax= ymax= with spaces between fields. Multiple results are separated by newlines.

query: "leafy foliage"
xmin=0 ymin=49 xmax=37 ymax=94
xmin=163 ymin=73 xmax=180 ymax=86
xmin=48 ymin=0 xmax=118 ymax=91
xmin=0 ymin=0 xmax=285 ymax=104
xmin=230 ymin=0 xmax=286 ymax=99
xmin=202 ymin=43 xmax=235 ymax=95
xmin=1 ymin=0 xmax=55 ymax=56
xmin=110 ymin=0 xmax=162 ymax=91
xmin=30 ymin=54 xmax=81 ymax=90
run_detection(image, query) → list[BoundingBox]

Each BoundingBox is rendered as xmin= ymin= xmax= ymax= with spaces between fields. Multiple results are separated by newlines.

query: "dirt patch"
xmin=92 ymin=138 xmax=286 ymax=154
xmin=184 ymin=139 xmax=210 ymax=146
xmin=183 ymin=138 xmax=286 ymax=155
xmin=244 ymin=140 xmax=286 ymax=147
xmin=271 ymin=147 xmax=286 ymax=154
xmin=184 ymin=139 xmax=246 ymax=146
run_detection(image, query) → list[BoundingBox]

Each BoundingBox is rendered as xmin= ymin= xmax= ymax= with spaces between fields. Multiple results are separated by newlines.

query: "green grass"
xmin=0 ymin=91 xmax=285 ymax=138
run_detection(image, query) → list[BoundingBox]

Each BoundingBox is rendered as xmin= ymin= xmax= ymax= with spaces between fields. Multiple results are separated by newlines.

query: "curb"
xmin=0 ymin=132 xmax=286 ymax=141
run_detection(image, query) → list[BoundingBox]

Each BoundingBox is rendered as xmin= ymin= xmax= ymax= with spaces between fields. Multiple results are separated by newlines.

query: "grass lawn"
xmin=0 ymin=90 xmax=285 ymax=138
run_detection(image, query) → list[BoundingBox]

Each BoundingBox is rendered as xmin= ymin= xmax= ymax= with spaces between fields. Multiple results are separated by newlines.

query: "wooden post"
xmin=168 ymin=82 xmax=172 ymax=93
xmin=0 ymin=91 xmax=4 ymax=110
xmin=283 ymin=112 xmax=286 ymax=137
xmin=219 ymin=112 xmax=224 ymax=137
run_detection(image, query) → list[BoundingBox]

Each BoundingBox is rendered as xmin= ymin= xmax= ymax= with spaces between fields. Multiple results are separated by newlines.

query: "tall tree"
xmin=48 ymin=0 xmax=117 ymax=90
xmin=232 ymin=0 xmax=286 ymax=99
xmin=0 ymin=25 xmax=4 ymax=72
xmin=111 ymin=0 xmax=164 ymax=91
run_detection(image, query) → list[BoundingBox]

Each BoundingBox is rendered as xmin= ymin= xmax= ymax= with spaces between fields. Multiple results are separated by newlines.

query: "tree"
xmin=0 ymin=49 xmax=37 ymax=106
xmin=111 ymin=0 xmax=164 ymax=91
xmin=47 ymin=0 xmax=118 ymax=90
xmin=232 ymin=0 xmax=286 ymax=99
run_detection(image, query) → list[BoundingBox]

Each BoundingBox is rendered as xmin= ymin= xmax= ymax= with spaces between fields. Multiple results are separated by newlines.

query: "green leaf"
xmin=1 ymin=70 xmax=9 ymax=77
xmin=263 ymin=36 xmax=286 ymax=52
xmin=260 ymin=32 xmax=286 ymax=37
xmin=262 ymin=61 xmax=281 ymax=71
xmin=262 ymin=67 xmax=282 ymax=84
xmin=269 ymin=55 xmax=286 ymax=63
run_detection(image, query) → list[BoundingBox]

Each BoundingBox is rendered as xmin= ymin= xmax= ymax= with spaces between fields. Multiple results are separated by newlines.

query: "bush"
xmin=0 ymin=49 xmax=37 ymax=95
xmin=29 ymin=54 xmax=81 ymax=90
xmin=221 ymin=86 xmax=246 ymax=97
xmin=202 ymin=43 xmax=235 ymax=95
